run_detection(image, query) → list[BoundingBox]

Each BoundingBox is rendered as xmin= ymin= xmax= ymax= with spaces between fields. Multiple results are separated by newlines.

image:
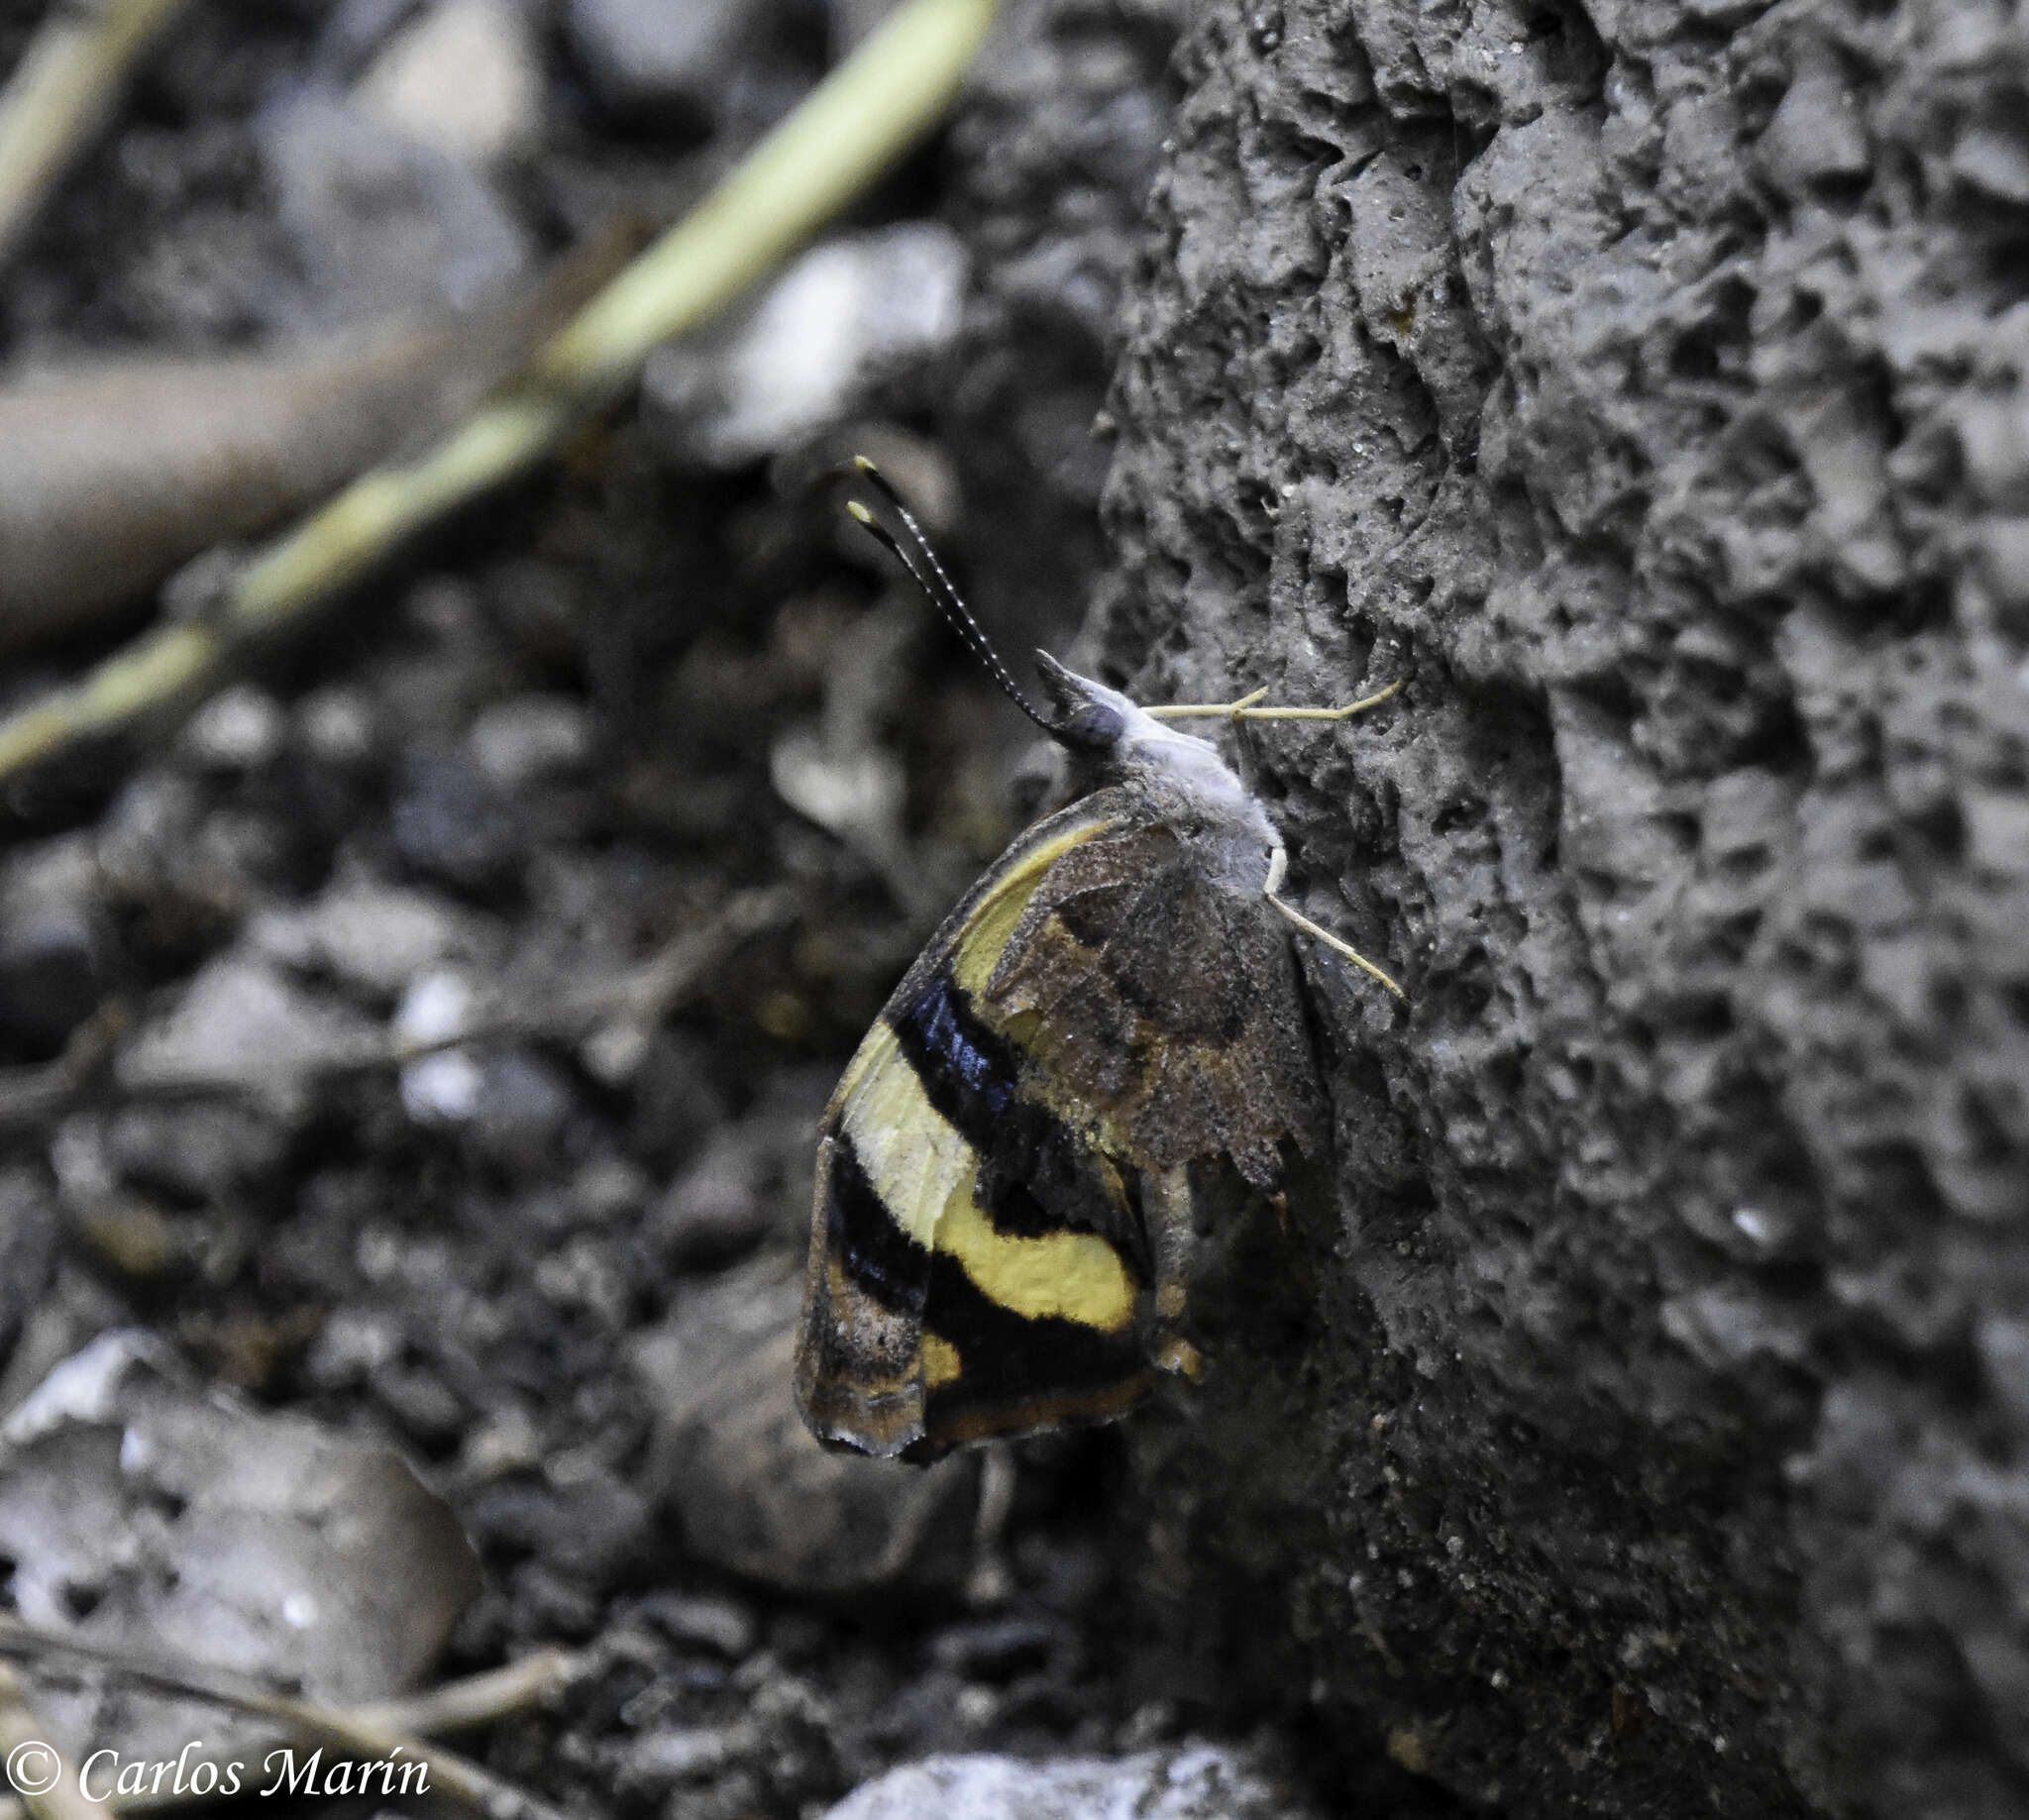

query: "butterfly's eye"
xmin=1052 ymin=698 xmax=1127 ymax=753
xmin=1032 ymin=654 xmax=1130 ymax=753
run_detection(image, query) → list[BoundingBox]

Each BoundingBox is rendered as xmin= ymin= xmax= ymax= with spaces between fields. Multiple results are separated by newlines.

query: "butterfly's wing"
xmin=984 ymin=817 xmax=1331 ymax=1189
xmin=795 ymin=789 xmax=1329 ymax=1460
xmin=796 ymin=797 xmax=1157 ymax=1460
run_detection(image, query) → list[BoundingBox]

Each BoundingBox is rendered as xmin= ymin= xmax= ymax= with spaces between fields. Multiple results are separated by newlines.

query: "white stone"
xmin=180 ymin=684 xmax=287 ymax=771
xmin=357 ymin=0 xmax=543 ymax=166
xmin=117 ymin=957 xmax=378 ymax=1101
xmin=393 ymin=967 xmax=480 ymax=1049
xmin=469 ymin=693 xmax=593 ymax=787
xmin=646 ymin=224 xmax=967 ymax=468
xmin=820 ymin=1746 xmax=1321 ymax=1820
xmin=400 ymin=1049 xmax=484 ymax=1123
xmin=252 ymin=880 xmax=473 ymax=998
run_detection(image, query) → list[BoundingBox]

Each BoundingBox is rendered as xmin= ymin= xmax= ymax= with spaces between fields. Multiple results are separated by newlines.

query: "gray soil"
xmin=1 ymin=2 xmax=2024 ymax=1818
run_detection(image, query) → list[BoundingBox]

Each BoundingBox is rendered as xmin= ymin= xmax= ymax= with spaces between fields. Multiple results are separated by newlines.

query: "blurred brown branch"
xmin=0 ymin=0 xmax=1000 ymax=801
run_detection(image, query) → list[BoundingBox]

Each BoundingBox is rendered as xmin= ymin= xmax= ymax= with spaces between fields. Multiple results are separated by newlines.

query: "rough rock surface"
xmin=1089 ymin=3 xmax=2029 ymax=1818
xmin=818 ymin=1742 xmax=1322 ymax=1820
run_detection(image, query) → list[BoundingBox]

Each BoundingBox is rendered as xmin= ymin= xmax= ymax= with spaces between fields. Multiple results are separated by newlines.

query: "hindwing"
xmin=986 ymin=816 xmax=1329 ymax=1188
xmin=795 ymin=790 xmax=1325 ymax=1461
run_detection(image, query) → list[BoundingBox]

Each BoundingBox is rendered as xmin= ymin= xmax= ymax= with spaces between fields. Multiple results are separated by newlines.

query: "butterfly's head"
xmin=838 ymin=461 xmax=1268 ymax=843
xmin=1032 ymin=651 xmax=1130 ymax=753
xmin=1033 ymin=652 xmax=1273 ymax=844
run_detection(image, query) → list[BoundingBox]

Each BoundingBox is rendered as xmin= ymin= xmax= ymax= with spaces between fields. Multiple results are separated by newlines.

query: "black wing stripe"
xmin=824 ymin=1132 xmax=929 ymax=1318
xmin=889 ymin=970 xmax=1131 ymax=1246
xmin=920 ymin=1245 xmax=1147 ymax=1435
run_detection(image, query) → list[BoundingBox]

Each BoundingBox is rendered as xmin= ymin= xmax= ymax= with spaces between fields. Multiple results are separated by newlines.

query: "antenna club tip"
xmin=846 ymin=500 xmax=876 ymax=524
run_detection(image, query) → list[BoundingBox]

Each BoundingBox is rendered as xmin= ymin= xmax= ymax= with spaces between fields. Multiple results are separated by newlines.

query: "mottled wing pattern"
xmin=794 ymin=1026 xmax=941 ymax=1456
xmin=985 ymin=821 xmax=1329 ymax=1189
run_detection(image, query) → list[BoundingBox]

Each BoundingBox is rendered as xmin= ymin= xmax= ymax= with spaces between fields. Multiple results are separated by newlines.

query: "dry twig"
xmin=0 ymin=1619 xmax=582 ymax=1820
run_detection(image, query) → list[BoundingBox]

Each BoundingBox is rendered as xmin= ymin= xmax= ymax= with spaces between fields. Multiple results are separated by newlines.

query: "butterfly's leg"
xmin=1143 ymin=687 xmax=1269 ymax=720
xmin=1145 ymin=678 xmax=1406 ymax=723
xmin=1142 ymin=1164 xmax=1205 ymax=1380
xmin=965 ymin=1444 xmax=1019 ymax=1603
xmin=1262 ymin=844 xmax=1409 ymax=1002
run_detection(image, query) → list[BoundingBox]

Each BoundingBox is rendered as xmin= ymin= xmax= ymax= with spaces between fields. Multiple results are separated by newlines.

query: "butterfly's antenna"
xmin=844 ymin=456 xmax=1055 ymax=734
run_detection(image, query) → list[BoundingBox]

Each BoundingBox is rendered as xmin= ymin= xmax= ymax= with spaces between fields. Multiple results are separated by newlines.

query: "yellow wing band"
xmin=950 ymin=816 xmax=1115 ymax=999
xmin=839 ymin=1054 xmax=1135 ymax=1332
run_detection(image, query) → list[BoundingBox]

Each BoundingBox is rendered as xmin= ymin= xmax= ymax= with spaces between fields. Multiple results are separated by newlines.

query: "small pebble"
xmin=106 ymin=1100 xmax=288 ymax=1202
xmin=465 ymin=1468 xmax=651 ymax=1584
xmin=356 ymin=0 xmax=543 ymax=165
xmin=401 ymin=1048 xmax=484 ymax=1123
xmin=457 ymin=1404 xmax=544 ymax=1480
xmin=568 ymin=0 xmax=815 ymax=125
xmin=638 ymin=1590 xmax=759 ymax=1659
xmin=620 ymin=1727 xmax=739 ymax=1790
xmin=0 ymin=836 xmax=105 ymax=1052
xmin=510 ymin=1560 xmax=603 ymax=1639
xmin=392 ymin=751 xmax=529 ymax=895
xmin=295 ymin=686 xmax=378 ymax=765
xmin=303 ymin=1308 xmax=405 ymax=1390
xmin=254 ymin=880 xmax=471 ymax=999
xmin=394 ymin=966 xmax=480 ymax=1048
xmin=468 ymin=1048 xmax=579 ymax=1172
xmin=628 ymin=1030 xmax=733 ymax=1167
xmin=258 ymin=88 xmax=531 ymax=320
xmin=652 ymin=1126 xmax=775 ymax=1266
xmin=118 ymin=956 xmax=379 ymax=1104
xmin=569 ymin=1156 xmax=652 ymax=1225
xmin=469 ymin=693 xmax=594 ymax=788
xmin=645 ymin=225 xmax=966 ymax=468
xmin=818 ymin=1745 xmax=1324 ymax=1820
xmin=373 ymin=1360 xmax=470 ymax=1440
xmin=178 ymin=684 xmax=287 ymax=771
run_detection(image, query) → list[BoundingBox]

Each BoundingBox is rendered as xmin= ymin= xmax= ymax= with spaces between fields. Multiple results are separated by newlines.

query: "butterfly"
xmin=794 ymin=460 xmax=1404 ymax=1462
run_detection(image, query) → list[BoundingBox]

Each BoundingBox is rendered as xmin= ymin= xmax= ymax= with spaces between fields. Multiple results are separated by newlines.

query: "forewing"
xmin=796 ymin=799 xmax=1158 ymax=1460
xmin=794 ymin=1024 xmax=941 ymax=1457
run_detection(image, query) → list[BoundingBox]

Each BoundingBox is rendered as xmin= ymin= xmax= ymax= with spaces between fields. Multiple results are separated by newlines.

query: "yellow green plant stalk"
xmin=0 ymin=0 xmax=193 ymax=271
xmin=0 ymin=0 xmax=999 ymax=792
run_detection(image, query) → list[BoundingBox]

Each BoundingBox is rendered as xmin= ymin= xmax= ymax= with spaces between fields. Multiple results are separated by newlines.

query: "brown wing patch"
xmin=795 ymin=1129 xmax=933 ymax=1456
xmin=984 ymin=823 xmax=1326 ymax=1189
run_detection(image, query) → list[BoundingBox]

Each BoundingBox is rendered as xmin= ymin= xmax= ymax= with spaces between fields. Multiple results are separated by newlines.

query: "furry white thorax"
xmin=1072 ymin=674 xmax=1284 ymax=892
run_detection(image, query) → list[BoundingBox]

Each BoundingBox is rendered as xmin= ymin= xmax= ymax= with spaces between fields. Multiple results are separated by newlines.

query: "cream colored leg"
xmin=1266 ymin=892 xmax=1408 ymax=1002
xmin=1145 ymin=678 xmax=1406 ymax=723
xmin=1151 ymin=685 xmax=1409 ymax=1000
